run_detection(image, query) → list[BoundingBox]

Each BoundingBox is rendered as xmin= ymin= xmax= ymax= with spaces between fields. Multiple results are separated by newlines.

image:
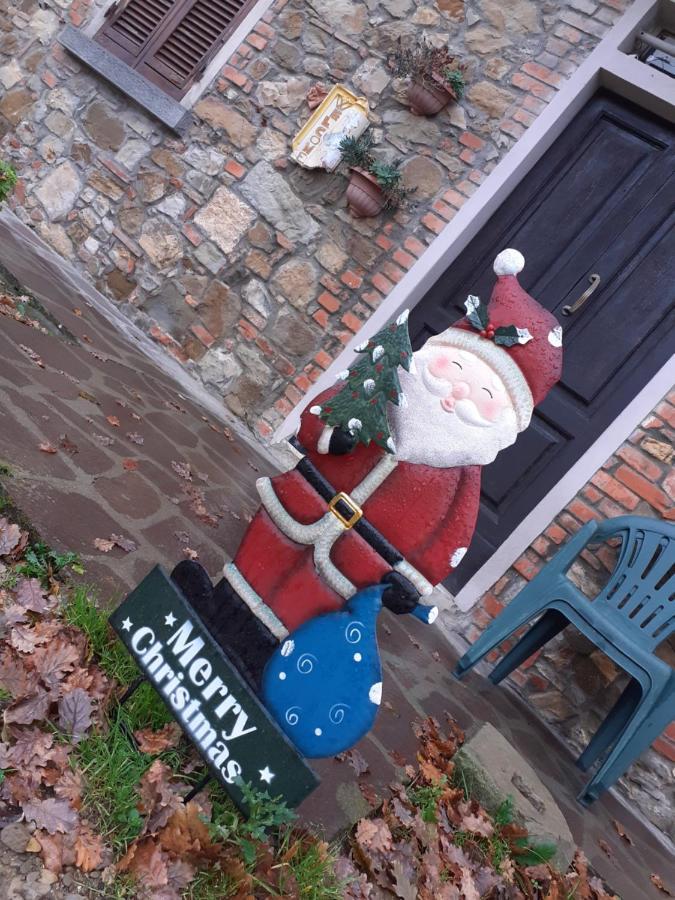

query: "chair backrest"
xmin=590 ymin=516 xmax=675 ymax=650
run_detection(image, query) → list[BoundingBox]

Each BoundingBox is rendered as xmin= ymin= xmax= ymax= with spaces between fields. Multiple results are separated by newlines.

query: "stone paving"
xmin=0 ymin=0 xmax=629 ymax=438
xmin=0 ymin=209 xmax=672 ymax=898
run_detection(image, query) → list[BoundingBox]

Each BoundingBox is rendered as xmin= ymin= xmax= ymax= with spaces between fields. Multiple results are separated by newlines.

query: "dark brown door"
xmin=409 ymin=91 xmax=675 ymax=593
xmin=95 ymin=0 xmax=255 ymax=98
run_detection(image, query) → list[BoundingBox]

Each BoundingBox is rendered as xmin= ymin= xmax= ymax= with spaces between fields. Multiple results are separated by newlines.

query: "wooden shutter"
xmin=95 ymin=0 xmax=253 ymax=98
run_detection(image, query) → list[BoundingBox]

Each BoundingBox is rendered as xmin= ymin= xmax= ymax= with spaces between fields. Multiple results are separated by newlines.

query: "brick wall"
xmin=1 ymin=0 xmax=629 ymax=438
xmin=463 ymin=390 xmax=675 ymax=840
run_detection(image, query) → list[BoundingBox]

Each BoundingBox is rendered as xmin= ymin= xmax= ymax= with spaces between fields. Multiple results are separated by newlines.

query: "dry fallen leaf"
xmin=172 ymin=460 xmax=192 ymax=481
xmin=19 ymin=344 xmax=45 ymax=367
xmin=93 ymin=538 xmax=115 ymax=553
xmin=126 ymin=432 xmax=144 ymax=444
xmin=74 ymin=824 xmax=104 ymax=872
xmin=355 ymin=818 xmax=392 ymax=854
xmin=336 ymin=748 xmax=369 ymax=776
xmin=611 ymin=819 xmax=633 ymax=845
xmin=22 ymin=798 xmax=79 ymax=835
xmin=122 ymin=458 xmax=139 ymax=471
xmin=58 ymin=689 xmax=93 ymax=743
xmin=0 ymin=518 xmax=22 ymax=555
xmin=111 ymin=534 xmax=137 ymax=553
xmin=106 ymin=416 xmax=120 ymax=427
xmin=39 ymin=442 xmax=57 ymax=454
xmin=134 ymin=723 xmax=182 ymax=755
xmin=652 ymin=874 xmax=674 ymax=896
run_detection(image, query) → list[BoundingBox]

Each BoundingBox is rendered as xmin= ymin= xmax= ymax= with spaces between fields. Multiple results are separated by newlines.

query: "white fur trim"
xmin=222 ymin=562 xmax=289 ymax=640
xmin=317 ymin=426 xmax=334 ymax=454
xmin=450 ymin=547 xmax=467 ymax=568
xmin=427 ymin=606 xmax=439 ymax=624
xmin=548 ymin=325 xmax=563 ymax=347
xmin=394 ymin=560 xmax=434 ymax=597
xmin=309 ymin=405 xmax=322 ymax=415
xmin=493 ymin=248 xmax=525 ymax=276
xmin=368 ymin=682 xmax=382 ymax=705
xmin=426 ymin=328 xmax=533 ymax=430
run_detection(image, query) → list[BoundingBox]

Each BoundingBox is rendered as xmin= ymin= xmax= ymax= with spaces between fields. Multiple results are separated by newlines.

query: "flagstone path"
xmin=0 ymin=209 xmax=671 ymax=898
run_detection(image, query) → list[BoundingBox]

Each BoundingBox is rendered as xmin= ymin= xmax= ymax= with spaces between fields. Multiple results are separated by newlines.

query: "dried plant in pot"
xmin=339 ymin=135 xmax=415 ymax=218
xmin=391 ymin=38 xmax=466 ymax=117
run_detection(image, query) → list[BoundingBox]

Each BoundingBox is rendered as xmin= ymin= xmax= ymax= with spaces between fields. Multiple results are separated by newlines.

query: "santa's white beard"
xmin=388 ymin=366 xmax=519 ymax=468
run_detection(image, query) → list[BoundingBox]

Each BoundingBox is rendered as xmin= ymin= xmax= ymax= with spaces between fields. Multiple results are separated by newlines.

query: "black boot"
xmin=169 ymin=561 xmax=278 ymax=695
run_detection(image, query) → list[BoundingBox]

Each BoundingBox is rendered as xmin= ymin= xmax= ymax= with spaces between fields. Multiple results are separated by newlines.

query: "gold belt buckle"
xmin=328 ymin=491 xmax=363 ymax=529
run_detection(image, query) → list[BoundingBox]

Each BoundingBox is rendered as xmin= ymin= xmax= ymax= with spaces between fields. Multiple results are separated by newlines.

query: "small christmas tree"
xmin=318 ymin=311 xmax=413 ymax=453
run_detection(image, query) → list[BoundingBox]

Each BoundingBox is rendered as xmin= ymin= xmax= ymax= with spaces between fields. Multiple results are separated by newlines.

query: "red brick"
xmin=521 ymin=61 xmax=562 ymax=87
xmin=532 ymin=536 xmax=550 ymax=557
xmin=341 ymin=270 xmax=363 ymax=290
xmin=275 ymin=397 xmax=293 ymax=416
xmin=513 ymin=107 xmax=536 ymax=127
xmin=459 ymin=131 xmax=485 ymax=151
xmin=237 ymin=319 xmax=257 ymax=341
xmin=41 ymin=70 xmax=58 ymax=88
xmin=222 ymin=65 xmax=248 ymax=87
xmin=523 ymin=94 xmax=547 ymax=115
xmin=375 ymin=234 xmax=393 ymax=251
xmin=320 ymin=273 xmax=341 ymax=295
xmin=469 ymin=169 xmax=486 ymax=185
xmin=581 ymin=485 xmax=602 ymax=504
xmin=554 ymin=23 xmax=583 ymax=44
xmin=666 ymin=723 xmax=675 ymax=742
xmin=341 ymin=310 xmax=362 ymax=333
xmin=513 ymin=553 xmax=541 ymax=581
xmin=615 ymin=466 xmax=669 ymax=512
xmin=313 ymin=309 xmax=329 ymax=328
xmin=314 ymin=349 xmax=332 ymax=369
xmin=596 ymin=545 xmax=618 ymax=572
xmin=508 ymin=669 xmax=528 ymax=688
xmin=421 ymin=213 xmax=446 ymax=235
xmin=256 ymin=336 xmax=274 ymax=357
xmin=181 ymin=224 xmax=203 ymax=246
xmin=246 ymin=33 xmax=267 ymax=51
xmin=457 ymin=179 xmax=477 ymax=197
xmin=527 ymin=673 xmax=549 ymax=692
xmin=432 ymin=200 xmax=455 ymax=221
xmin=371 ymin=272 xmax=394 ymax=294
xmin=317 ymin=291 xmax=340 ymax=313
xmin=225 ymin=159 xmax=246 ymax=179
xmin=100 ymin=157 xmax=131 ymax=183
xmin=392 ymin=249 xmax=415 ymax=270
xmin=256 ymin=419 xmax=274 ymax=439
xmin=501 ymin=119 xmax=525 ymax=139
xmin=591 ymin=471 xmax=640 ymax=510
xmin=273 ymin=355 xmax=295 ymax=377
xmin=284 ymin=384 xmax=302 ymax=405
xmin=656 ymin=401 xmax=675 ymax=429
xmin=652 ymin=736 xmax=675 ymax=763
xmin=254 ymin=20 xmax=275 ymax=38
xmin=482 ymin=593 xmax=504 ymax=618
xmin=545 ymin=523 xmax=568 ymax=544
xmin=190 ymin=322 xmax=215 ymax=348
xmin=616 ymin=445 xmax=663 ymax=481
xmin=559 ymin=512 xmax=582 ymax=534
xmin=568 ymin=498 xmax=602 ymax=523
xmin=404 ymin=236 xmax=426 ymax=257
xmin=362 ymin=290 xmax=383 ymax=309
xmin=381 ymin=261 xmax=405 ymax=284
xmin=459 ymin=149 xmax=475 ymax=165
xmin=511 ymin=71 xmax=556 ymax=101
xmin=442 ymin=188 xmax=465 ymax=209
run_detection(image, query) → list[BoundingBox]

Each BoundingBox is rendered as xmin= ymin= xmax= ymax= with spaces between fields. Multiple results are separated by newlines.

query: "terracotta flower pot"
xmin=407 ymin=74 xmax=457 ymax=116
xmin=346 ymin=167 xmax=386 ymax=218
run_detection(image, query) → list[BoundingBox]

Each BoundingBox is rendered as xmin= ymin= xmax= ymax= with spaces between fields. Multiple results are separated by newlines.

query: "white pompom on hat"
xmin=493 ymin=248 xmax=524 ymax=277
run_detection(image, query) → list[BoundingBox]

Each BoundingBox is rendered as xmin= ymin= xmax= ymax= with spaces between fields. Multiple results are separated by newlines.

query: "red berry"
xmin=480 ymin=329 xmax=487 ymax=338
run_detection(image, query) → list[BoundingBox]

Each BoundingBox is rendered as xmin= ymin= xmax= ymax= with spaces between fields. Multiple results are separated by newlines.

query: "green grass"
xmin=17 ymin=540 xmax=83 ymax=580
xmin=0 ymin=461 xmax=12 ymax=477
xmin=408 ymin=775 xmax=448 ymax=823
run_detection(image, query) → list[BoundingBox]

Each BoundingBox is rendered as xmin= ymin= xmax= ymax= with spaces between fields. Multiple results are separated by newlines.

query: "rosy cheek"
xmin=475 ymin=394 xmax=505 ymax=421
xmin=428 ymin=354 xmax=451 ymax=378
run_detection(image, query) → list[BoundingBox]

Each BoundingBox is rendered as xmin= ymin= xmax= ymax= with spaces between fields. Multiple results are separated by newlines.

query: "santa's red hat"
xmin=426 ymin=249 xmax=563 ymax=431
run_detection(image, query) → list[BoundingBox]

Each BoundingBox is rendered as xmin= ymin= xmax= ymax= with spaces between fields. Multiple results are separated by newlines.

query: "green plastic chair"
xmin=453 ymin=516 xmax=675 ymax=806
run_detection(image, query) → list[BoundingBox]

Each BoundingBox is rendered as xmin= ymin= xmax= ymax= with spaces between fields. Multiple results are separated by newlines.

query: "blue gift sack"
xmin=261 ymin=584 xmax=385 ymax=758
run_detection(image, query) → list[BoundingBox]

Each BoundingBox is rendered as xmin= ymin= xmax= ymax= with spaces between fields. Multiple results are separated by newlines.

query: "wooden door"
xmin=408 ymin=91 xmax=675 ymax=593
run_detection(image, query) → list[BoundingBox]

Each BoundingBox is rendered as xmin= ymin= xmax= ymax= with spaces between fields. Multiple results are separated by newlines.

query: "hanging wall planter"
xmin=391 ymin=38 xmax=465 ymax=118
xmin=346 ymin=167 xmax=387 ymax=218
xmin=339 ymin=134 xmax=416 ymax=219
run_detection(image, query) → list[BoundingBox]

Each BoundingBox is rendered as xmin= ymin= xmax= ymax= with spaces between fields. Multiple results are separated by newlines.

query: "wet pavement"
xmin=0 ymin=209 xmax=671 ymax=898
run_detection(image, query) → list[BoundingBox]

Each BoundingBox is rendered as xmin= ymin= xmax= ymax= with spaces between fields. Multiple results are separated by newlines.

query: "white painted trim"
xmin=83 ymin=0 xmax=275 ymax=109
xmin=454 ymin=362 xmax=674 ymax=610
xmin=277 ymin=0 xmax=675 ymax=609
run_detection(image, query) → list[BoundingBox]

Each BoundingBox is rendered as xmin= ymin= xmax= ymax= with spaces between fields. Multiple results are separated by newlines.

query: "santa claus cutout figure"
xmin=172 ymin=249 xmax=563 ymax=720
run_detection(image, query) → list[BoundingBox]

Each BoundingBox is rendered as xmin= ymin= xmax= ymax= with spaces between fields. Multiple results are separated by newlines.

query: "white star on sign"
xmin=121 ymin=618 xmax=133 ymax=631
xmin=164 ymin=612 xmax=177 ymax=627
xmin=259 ymin=766 xmax=275 ymax=785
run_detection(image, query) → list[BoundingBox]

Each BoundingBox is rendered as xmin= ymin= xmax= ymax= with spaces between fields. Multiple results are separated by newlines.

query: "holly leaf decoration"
xmin=319 ymin=310 xmax=414 ymax=453
xmin=464 ymin=295 xmax=488 ymax=330
xmin=493 ymin=325 xmax=532 ymax=347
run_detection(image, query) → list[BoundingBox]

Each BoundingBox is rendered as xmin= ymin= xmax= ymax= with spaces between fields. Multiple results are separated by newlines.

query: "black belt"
xmin=289 ymin=436 xmax=402 ymax=567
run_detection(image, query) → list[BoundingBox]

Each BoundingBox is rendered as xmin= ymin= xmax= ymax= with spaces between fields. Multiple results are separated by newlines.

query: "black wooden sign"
xmin=109 ymin=566 xmax=319 ymax=810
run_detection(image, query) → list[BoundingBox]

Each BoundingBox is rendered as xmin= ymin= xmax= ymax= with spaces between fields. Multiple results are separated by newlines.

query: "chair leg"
xmin=452 ymin=584 xmax=554 ymax=679
xmin=578 ymin=689 xmax=674 ymax=806
xmin=489 ymin=610 xmax=568 ymax=685
xmin=576 ymin=678 xmax=642 ymax=772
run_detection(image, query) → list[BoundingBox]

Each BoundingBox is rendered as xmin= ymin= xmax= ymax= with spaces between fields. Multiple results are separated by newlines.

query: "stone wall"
xmin=461 ymin=391 xmax=675 ymax=842
xmin=1 ymin=0 xmax=628 ymax=439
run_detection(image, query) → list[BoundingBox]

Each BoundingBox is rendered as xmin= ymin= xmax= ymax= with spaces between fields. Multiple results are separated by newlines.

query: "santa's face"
xmin=389 ymin=345 xmax=520 ymax=468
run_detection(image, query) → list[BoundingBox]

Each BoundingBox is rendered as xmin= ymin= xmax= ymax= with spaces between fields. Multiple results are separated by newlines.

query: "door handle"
xmin=562 ymin=273 xmax=601 ymax=316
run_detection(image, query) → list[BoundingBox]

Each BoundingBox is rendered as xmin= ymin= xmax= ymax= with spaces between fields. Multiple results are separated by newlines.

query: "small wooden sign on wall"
xmin=109 ymin=567 xmax=318 ymax=810
xmin=291 ymin=84 xmax=370 ymax=171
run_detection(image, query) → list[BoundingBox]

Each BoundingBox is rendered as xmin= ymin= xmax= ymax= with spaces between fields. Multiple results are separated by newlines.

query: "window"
xmin=94 ymin=0 xmax=255 ymax=99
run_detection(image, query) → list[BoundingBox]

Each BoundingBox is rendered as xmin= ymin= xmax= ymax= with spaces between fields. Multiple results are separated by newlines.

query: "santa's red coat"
xmin=234 ymin=389 xmax=481 ymax=633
